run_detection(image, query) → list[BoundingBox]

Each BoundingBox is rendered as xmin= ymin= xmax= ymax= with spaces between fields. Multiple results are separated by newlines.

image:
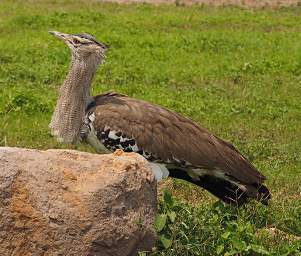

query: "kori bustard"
xmin=49 ymin=31 xmax=271 ymax=206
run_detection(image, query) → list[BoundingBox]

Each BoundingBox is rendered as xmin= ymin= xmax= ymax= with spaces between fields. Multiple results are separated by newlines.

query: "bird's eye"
xmin=73 ymin=39 xmax=80 ymax=44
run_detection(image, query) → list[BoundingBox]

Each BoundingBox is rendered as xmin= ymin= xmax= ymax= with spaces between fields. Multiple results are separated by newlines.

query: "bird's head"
xmin=49 ymin=31 xmax=108 ymax=60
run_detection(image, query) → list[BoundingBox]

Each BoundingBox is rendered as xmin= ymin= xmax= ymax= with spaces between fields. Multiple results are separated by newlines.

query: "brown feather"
xmin=91 ymin=92 xmax=266 ymax=187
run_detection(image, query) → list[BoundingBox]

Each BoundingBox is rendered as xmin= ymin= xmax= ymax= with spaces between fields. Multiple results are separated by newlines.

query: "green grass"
xmin=0 ymin=0 xmax=300 ymax=255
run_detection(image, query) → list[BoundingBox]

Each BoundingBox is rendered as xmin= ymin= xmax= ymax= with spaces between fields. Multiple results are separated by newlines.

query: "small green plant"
xmin=155 ymin=190 xmax=177 ymax=249
xmin=215 ymin=213 xmax=270 ymax=255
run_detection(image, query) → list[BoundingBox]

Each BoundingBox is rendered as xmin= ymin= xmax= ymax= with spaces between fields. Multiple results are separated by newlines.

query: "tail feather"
xmin=168 ymin=169 xmax=271 ymax=206
xmin=254 ymin=183 xmax=271 ymax=205
xmin=198 ymin=175 xmax=249 ymax=205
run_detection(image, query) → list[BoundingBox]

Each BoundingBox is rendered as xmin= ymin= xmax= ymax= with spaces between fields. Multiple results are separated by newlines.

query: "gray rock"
xmin=0 ymin=147 xmax=157 ymax=256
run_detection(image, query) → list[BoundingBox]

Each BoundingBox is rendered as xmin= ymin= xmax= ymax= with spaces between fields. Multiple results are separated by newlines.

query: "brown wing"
xmin=91 ymin=92 xmax=266 ymax=186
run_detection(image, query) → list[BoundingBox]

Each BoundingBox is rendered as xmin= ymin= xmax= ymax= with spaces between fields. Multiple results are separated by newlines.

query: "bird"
xmin=49 ymin=31 xmax=271 ymax=206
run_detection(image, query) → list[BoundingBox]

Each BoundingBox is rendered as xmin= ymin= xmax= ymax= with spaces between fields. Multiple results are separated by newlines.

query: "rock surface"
xmin=0 ymin=147 xmax=157 ymax=256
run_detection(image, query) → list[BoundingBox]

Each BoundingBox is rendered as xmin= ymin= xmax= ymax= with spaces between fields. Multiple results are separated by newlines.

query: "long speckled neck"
xmin=49 ymin=55 xmax=102 ymax=143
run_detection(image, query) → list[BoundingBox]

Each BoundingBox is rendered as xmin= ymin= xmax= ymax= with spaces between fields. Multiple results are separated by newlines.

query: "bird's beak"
xmin=49 ymin=31 xmax=70 ymax=42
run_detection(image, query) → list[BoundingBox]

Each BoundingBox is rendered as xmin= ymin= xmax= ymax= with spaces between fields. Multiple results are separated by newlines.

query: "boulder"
xmin=0 ymin=147 xmax=157 ymax=256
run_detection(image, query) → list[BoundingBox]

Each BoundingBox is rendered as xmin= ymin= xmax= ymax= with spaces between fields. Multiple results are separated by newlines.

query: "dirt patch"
xmin=101 ymin=0 xmax=301 ymax=8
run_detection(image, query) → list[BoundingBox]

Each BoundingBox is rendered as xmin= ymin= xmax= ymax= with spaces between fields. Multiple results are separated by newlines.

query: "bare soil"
xmin=101 ymin=0 xmax=301 ymax=8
